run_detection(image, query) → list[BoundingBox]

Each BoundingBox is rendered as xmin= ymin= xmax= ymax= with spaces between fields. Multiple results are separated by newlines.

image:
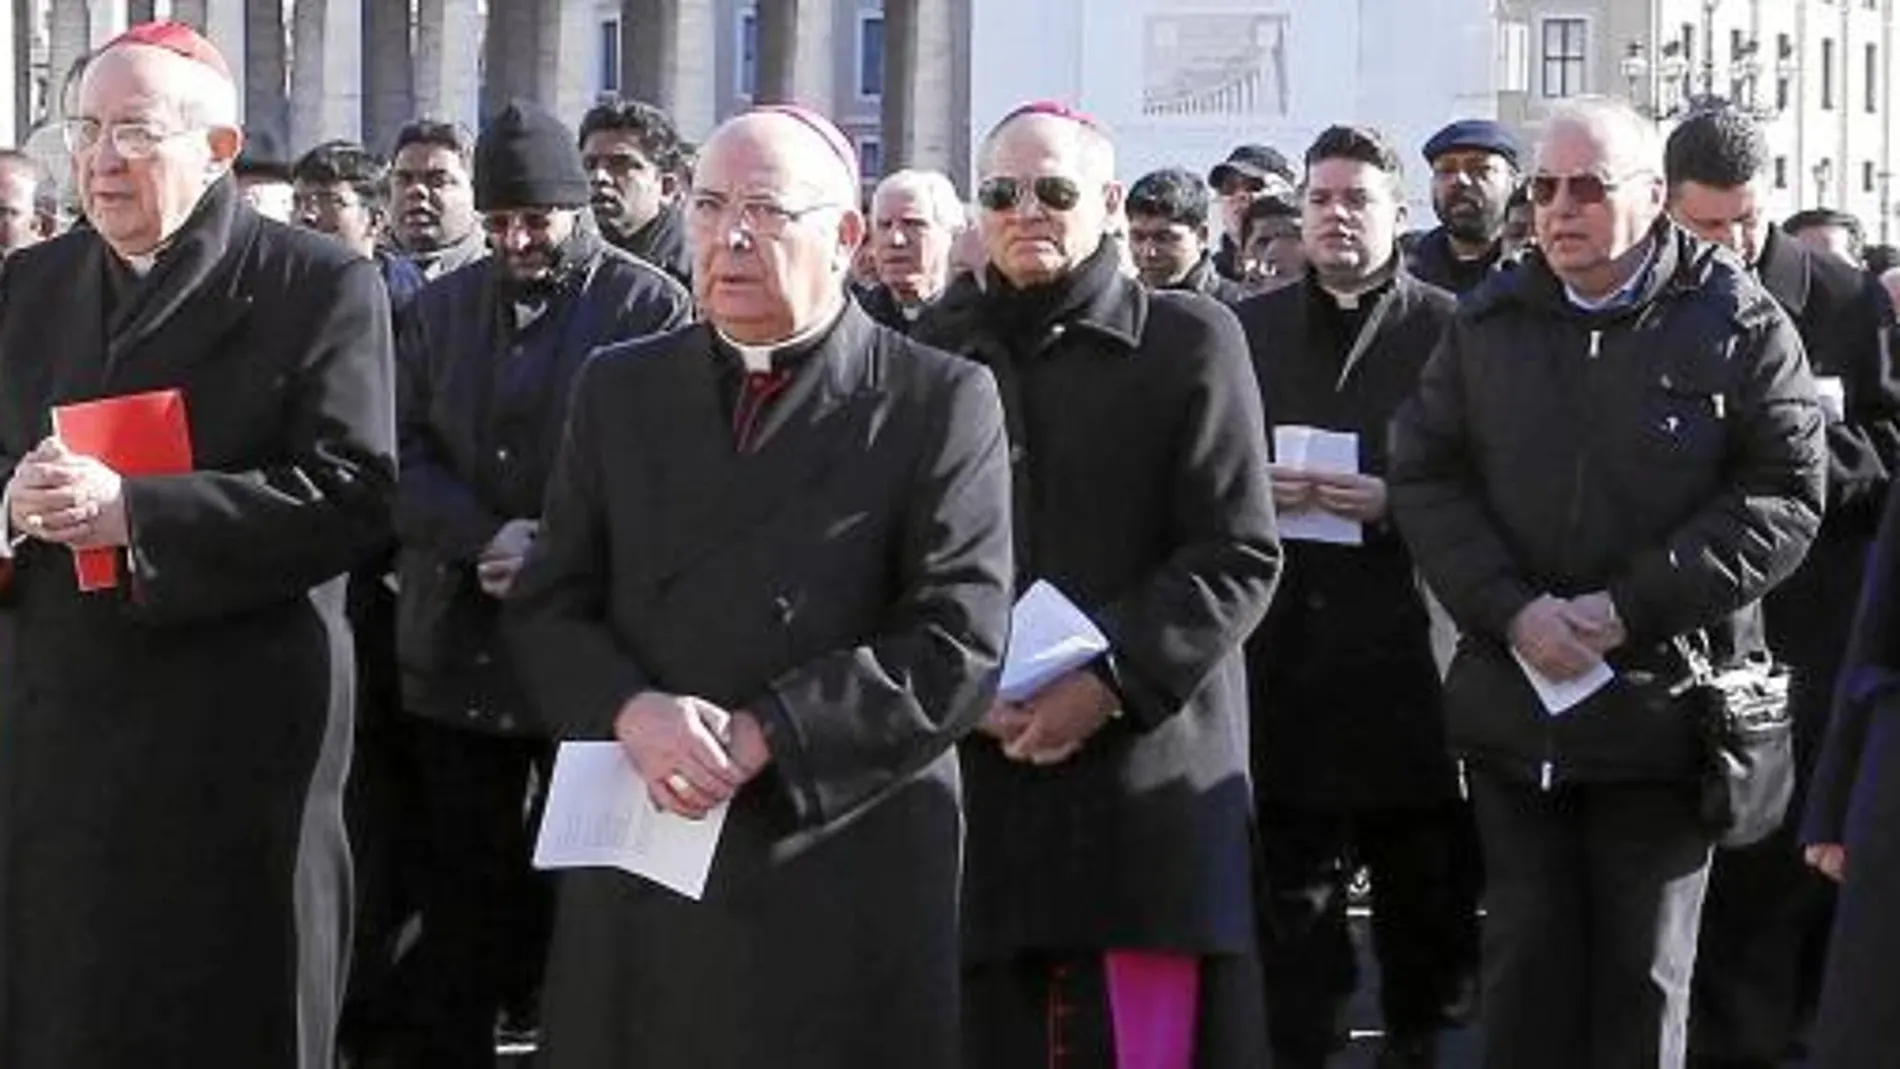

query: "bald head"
xmin=687 ymin=109 xmax=867 ymax=345
xmin=698 ymin=109 xmax=860 ymax=212
xmin=976 ymin=108 xmax=1124 ymax=288
xmin=980 ymin=112 xmax=1117 ymax=186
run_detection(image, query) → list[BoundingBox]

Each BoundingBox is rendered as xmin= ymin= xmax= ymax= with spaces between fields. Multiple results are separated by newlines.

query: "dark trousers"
xmin=407 ymin=718 xmax=553 ymax=1069
xmin=1257 ymin=801 xmax=1459 ymax=1063
xmin=1471 ymin=770 xmax=1714 ymax=1069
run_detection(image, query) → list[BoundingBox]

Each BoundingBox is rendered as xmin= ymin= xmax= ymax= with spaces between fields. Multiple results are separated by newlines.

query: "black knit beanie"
xmin=474 ymin=99 xmax=590 ymax=211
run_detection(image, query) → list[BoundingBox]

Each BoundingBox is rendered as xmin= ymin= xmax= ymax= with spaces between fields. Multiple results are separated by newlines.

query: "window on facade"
xmin=1866 ymin=161 xmax=1878 ymax=193
xmin=600 ymin=20 xmax=619 ymax=95
xmin=739 ymin=9 xmax=758 ymax=98
xmin=1777 ymin=34 xmax=1793 ymax=110
xmin=1867 ymin=44 xmax=1879 ymax=112
xmin=1823 ymin=38 xmax=1836 ymax=109
xmin=858 ymin=14 xmax=885 ymax=99
xmin=857 ymin=136 xmax=883 ymax=185
xmin=1540 ymin=18 xmax=1587 ymax=98
xmin=1774 ymin=156 xmax=1788 ymax=190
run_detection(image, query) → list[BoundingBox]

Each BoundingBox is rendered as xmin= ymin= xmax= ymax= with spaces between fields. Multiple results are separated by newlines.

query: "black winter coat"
xmin=0 ymin=177 xmax=395 ymax=1068
xmin=1390 ymin=223 xmax=1826 ymax=787
xmin=395 ymin=240 xmax=689 ymax=733
xmin=1237 ymin=268 xmax=1460 ymax=809
xmin=915 ymin=253 xmax=1282 ymax=957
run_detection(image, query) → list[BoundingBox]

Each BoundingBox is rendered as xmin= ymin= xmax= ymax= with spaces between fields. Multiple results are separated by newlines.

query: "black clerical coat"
xmin=0 ymin=177 xmax=396 ymax=1069
xmin=505 ymin=303 xmax=1013 ymax=1069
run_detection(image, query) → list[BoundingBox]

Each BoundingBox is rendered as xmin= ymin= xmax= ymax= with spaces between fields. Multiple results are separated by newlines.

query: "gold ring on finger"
xmin=665 ymin=772 xmax=692 ymax=796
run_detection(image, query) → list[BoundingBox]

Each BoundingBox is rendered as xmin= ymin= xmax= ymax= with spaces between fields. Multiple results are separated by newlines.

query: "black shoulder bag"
xmin=1673 ymin=638 xmax=1795 ymax=848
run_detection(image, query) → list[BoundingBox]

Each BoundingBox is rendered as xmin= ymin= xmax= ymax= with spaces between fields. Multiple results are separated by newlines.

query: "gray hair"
xmin=871 ymin=169 xmax=966 ymax=229
xmin=1539 ymin=96 xmax=1663 ymax=177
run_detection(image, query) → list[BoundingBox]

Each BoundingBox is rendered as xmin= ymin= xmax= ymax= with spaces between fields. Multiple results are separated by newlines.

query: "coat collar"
xmin=1754 ymin=226 xmax=1812 ymax=319
xmin=99 ymin=174 xmax=258 ymax=379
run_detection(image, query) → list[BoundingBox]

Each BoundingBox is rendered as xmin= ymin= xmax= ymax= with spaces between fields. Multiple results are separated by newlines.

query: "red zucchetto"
xmin=103 ymin=20 xmax=234 ymax=83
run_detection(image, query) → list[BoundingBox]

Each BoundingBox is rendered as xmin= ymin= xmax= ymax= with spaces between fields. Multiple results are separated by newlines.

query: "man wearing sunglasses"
xmin=1660 ymin=105 xmax=1900 ymax=1069
xmin=507 ymin=105 xmax=1011 ymax=1069
xmin=0 ymin=22 xmax=398 ymax=1069
xmin=1390 ymin=96 xmax=1826 ymax=1069
xmin=1209 ymin=142 xmax=1296 ymax=282
xmin=392 ymin=97 xmax=689 ymax=1069
xmin=918 ymin=101 xmax=1280 ymax=1069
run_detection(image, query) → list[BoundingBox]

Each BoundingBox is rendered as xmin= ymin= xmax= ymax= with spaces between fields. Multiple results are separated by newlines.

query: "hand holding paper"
xmin=533 ymin=741 xmax=729 ymax=901
xmin=1272 ymin=425 xmax=1365 ymax=545
xmin=998 ymin=580 xmax=1111 ymax=703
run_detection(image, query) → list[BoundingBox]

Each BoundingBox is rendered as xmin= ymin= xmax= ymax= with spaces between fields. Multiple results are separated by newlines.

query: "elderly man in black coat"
xmin=394 ymin=98 xmax=690 ymax=1068
xmin=0 ymin=23 xmax=395 ymax=1069
xmin=916 ymin=102 xmax=1282 ymax=1069
xmin=1237 ymin=125 xmax=1463 ymax=1069
xmin=1663 ymin=105 xmax=1900 ymax=1069
xmin=506 ymin=105 xmax=1013 ymax=1069
xmin=1390 ymin=97 xmax=1825 ymax=1069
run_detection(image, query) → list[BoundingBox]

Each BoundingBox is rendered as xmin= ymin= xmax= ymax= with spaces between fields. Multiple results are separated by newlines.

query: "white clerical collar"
xmin=714 ymin=301 xmax=844 ymax=373
xmin=123 ymin=252 xmax=158 ymax=276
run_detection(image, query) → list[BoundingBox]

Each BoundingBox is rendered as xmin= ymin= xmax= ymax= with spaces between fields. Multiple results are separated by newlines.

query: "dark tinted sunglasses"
xmin=1528 ymin=172 xmax=1622 ymax=207
xmin=977 ymin=175 xmax=1084 ymax=213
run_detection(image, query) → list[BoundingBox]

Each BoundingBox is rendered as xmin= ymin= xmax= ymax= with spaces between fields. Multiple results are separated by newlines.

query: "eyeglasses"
xmin=1528 ymin=172 xmax=1641 ymax=207
xmin=976 ymin=175 xmax=1083 ymax=214
xmin=480 ymin=210 xmax=558 ymax=235
xmin=684 ymin=192 xmax=841 ymax=237
xmin=294 ymin=189 xmax=364 ymax=215
xmin=63 ymin=117 xmax=200 ymax=160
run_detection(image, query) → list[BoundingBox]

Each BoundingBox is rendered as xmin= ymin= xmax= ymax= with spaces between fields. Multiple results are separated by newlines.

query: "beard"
xmin=1438 ymin=194 xmax=1507 ymax=245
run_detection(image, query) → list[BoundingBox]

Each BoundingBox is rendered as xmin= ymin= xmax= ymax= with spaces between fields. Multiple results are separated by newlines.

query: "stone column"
xmin=880 ymin=0 xmax=917 ymax=171
xmin=542 ymin=0 xmax=596 ymax=123
xmin=483 ymin=0 xmax=546 ymax=119
xmin=47 ymin=0 xmax=92 ymax=119
xmin=620 ymin=0 xmax=678 ymax=107
xmin=361 ymin=0 xmax=413 ymax=153
xmin=671 ymin=0 xmax=715 ymax=138
xmin=754 ymin=0 xmax=795 ymax=104
xmin=415 ymin=0 xmax=480 ymax=128
xmin=0 ymin=0 xmax=15 ymax=145
xmin=290 ymin=0 xmax=360 ymax=151
xmin=788 ymin=0 xmax=831 ymax=112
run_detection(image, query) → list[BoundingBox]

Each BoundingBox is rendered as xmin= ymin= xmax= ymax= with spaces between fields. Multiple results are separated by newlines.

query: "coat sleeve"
xmin=120 ymin=256 xmax=396 ymax=624
xmin=1606 ymin=308 xmax=1827 ymax=644
xmin=753 ymin=361 xmax=1014 ymax=827
xmin=1815 ymin=277 xmax=1900 ymax=517
xmin=1088 ymin=309 xmax=1283 ymax=730
xmin=1388 ymin=318 xmax=1542 ymax=641
xmin=503 ymin=356 xmax=654 ymax=739
xmin=393 ymin=298 xmax=507 ymax=561
xmin=1803 ymin=485 xmax=1900 ymax=844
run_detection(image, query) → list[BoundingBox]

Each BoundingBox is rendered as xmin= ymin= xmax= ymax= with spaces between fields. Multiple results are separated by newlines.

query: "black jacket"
xmin=615 ymin=203 xmax=691 ymax=287
xmin=395 ymin=238 xmax=690 ymax=733
xmin=1167 ymin=253 xmax=1254 ymax=305
xmin=1237 ymin=267 xmax=1459 ymax=808
xmin=1754 ymin=227 xmax=1900 ymax=688
xmin=915 ymin=247 xmax=1281 ymax=959
xmin=1406 ymin=226 xmax=1506 ymax=297
xmin=1389 ymin=223 xmax=1826 ymax=786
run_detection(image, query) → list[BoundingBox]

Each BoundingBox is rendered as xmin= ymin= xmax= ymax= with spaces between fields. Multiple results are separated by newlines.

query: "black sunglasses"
xmin=977 ymin=175 xmax=1084 ymax=213
xmin=1528 ymin=172 xmax=1623 ymax=207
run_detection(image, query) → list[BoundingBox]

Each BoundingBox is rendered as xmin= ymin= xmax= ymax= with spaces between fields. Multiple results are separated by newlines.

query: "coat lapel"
xmin=103 ymin=177 xmax=258 ymax=389
xmin=642 ymin=306 xmax=884 ymax=586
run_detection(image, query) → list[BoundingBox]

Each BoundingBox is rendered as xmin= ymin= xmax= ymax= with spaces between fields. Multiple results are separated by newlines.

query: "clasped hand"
xmin=976 ymin=668 xmax=1120 ymax=766
xmin=6 ymin=436 xmax=128 ymax=549
xmin=1509 ymin=592 xmax=1627 ymax=682
xmin=1269 ymin=466 xmax=1387 ymax=522
xmin=615 ymin=691 xmax=772 ymax=820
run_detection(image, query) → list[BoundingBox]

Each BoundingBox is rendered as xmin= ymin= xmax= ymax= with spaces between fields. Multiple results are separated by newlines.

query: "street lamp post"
xmin=1623 ymin=0 xmax=1786 ymax=122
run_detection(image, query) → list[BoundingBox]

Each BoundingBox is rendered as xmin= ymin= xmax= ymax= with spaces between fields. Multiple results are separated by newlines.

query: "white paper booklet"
xmin=1511 ymin=650 xmax=1617 ymax=717
xmin=533 ymin=741 xmax=728 ymax=900
xmin=1271 ymin=425 xmax=1364 ymax=546
xmin=998 ymin=580 xmax=1111 ymax=703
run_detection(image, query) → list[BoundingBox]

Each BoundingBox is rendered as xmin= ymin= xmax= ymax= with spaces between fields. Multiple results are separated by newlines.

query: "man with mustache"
xmin=1238 ymin=124 xmax=1464 ymax=1069
xmin=579 ymin=97 xmax=691 ymax=286
xmin=858 ymin=167 xmax=965 ymax=331
xmin=390 ymin=119 xmax=487 ymax=280
xmin=393 ymin=98 xmax=689 ymax=1068
xmin=1407 ymin=120 xmax=1521 ymax=296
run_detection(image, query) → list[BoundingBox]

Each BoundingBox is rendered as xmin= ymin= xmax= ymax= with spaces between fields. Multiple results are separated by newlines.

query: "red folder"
xmin=50 ymin=389 xmax=193 ymax=591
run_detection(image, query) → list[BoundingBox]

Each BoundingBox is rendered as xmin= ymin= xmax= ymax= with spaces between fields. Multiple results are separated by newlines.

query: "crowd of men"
xmin=0 ymin=17 xmax=1898 ymax=1069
